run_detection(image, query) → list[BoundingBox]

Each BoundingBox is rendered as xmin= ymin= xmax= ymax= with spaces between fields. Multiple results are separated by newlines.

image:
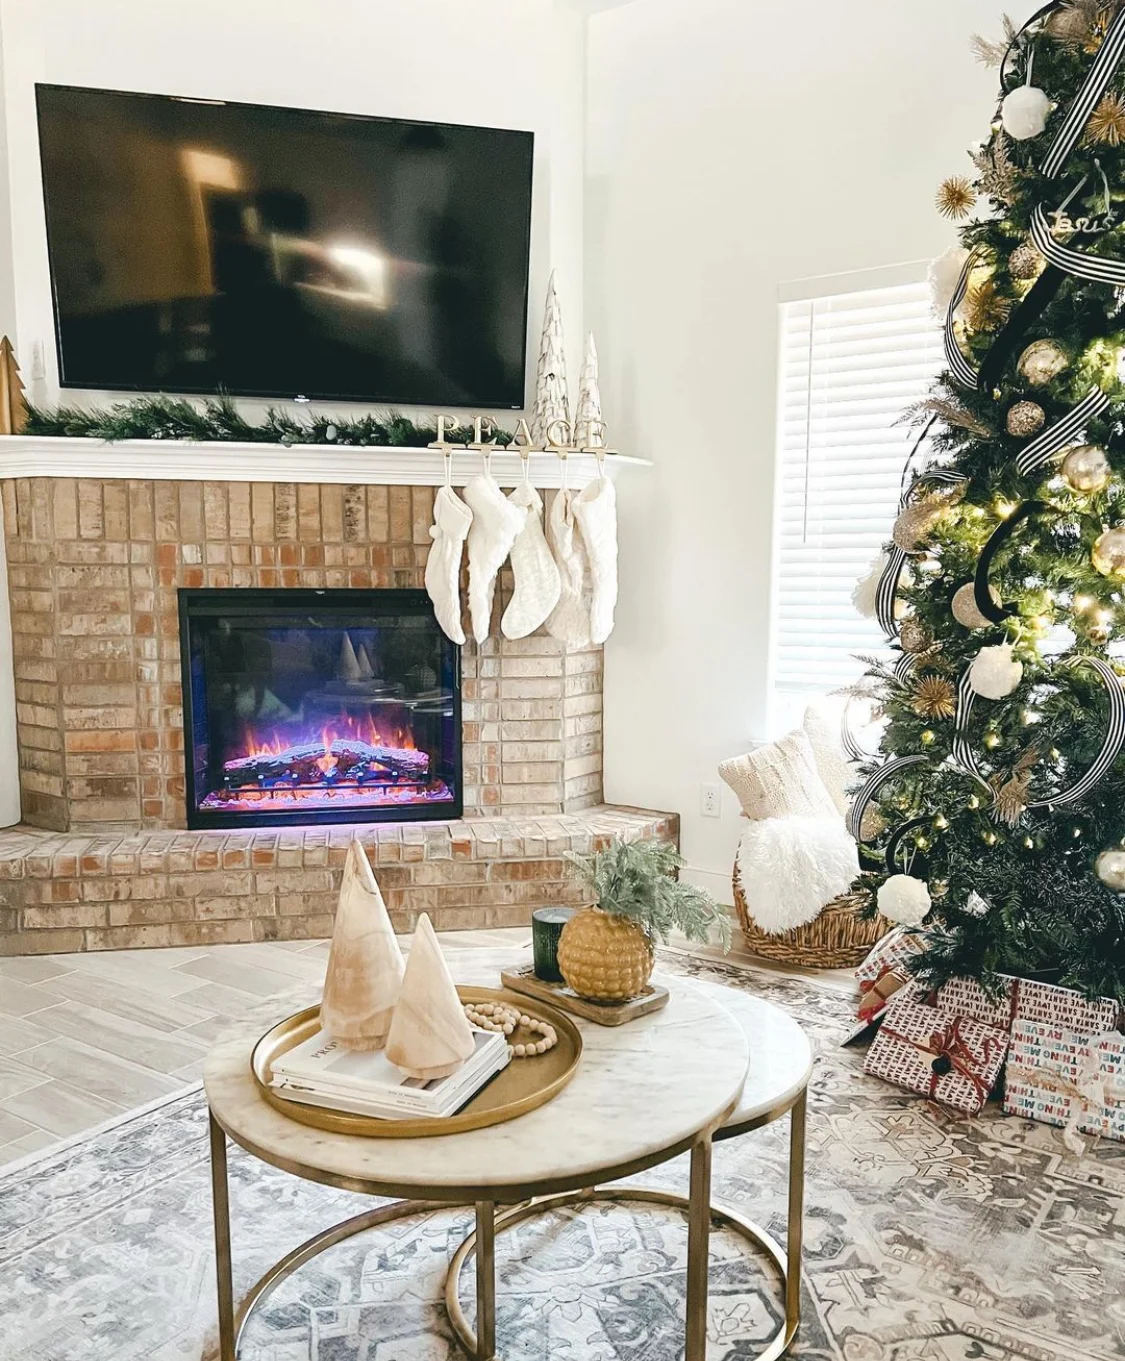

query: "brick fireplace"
xmin=0 ymin=464 xmax=674 ymax=955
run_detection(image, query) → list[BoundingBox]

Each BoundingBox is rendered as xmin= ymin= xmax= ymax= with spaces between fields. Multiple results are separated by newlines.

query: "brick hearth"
xmin=0 ymin=806 xmax=678 ymax=955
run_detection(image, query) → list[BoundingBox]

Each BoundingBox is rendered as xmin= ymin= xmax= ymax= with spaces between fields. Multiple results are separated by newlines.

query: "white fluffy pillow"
xmin=719 ymin=729 xmax=839 ymax=822
xmin=802 ymin=705 xmax=852 ymax=818
xmin=736 ymin=815 xmax=860 ymax=934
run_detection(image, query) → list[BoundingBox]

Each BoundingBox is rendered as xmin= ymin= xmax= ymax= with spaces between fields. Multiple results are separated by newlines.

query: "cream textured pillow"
xmin=802 ymin=705 xmax=852 ymax=818
xmin=719 ymin=729 xmax=841 ymax=822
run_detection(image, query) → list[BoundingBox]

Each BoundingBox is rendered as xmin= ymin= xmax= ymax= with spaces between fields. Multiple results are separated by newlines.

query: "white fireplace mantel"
xmin=0 ymin=437 xmax=650 ymax=487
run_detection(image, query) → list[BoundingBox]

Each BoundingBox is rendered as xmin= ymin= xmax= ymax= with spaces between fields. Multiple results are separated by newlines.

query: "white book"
xmin=273 ymin=1045 xmax=511 ymax=1121
xmin=271 ymin=1027 xmax=508 ymax=1117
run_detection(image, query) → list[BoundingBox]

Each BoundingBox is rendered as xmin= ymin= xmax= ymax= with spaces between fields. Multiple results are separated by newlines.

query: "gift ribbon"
xmin=881 ymin=1013 xmax=1006 ymax=1111
xmin=858 ymin=969 xmax=908 ymax=1022
xmin=1007 ymin=1033 xmax=1125 ymax=1154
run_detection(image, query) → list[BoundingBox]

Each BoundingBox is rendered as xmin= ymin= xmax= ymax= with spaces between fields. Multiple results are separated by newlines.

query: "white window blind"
xmin=770 ymin=280 xmax=944 ymax=720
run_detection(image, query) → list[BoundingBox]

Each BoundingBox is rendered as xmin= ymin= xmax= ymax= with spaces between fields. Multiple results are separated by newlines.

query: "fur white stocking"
xmin=545 ymin=489 xmax=590 ymax=647
xmin=424 ymin=484 xmax=472 ymax=645
xmin=502 ymin=481 xmax=561 ymax=640
xmin=573 ymin=474 xmax=618 ymax=645
xmin=463 ymin=472 xmax=526 ymax=644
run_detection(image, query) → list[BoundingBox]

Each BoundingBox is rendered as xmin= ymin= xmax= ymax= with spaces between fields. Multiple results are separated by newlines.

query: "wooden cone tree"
xmin=0 ymin=338 xmax=28 ymax=436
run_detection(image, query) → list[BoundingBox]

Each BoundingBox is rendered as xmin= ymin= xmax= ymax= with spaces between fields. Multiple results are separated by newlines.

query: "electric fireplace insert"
xmin=179 ymin=588 xmax=461 ymax=829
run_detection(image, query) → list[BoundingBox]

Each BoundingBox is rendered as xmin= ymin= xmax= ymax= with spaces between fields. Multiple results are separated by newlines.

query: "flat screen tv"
xmin=35 ymin=84 xmax=534 ymax=408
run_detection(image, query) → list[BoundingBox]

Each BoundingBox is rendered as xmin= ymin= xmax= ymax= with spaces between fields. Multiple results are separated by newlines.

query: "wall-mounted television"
xmin=35 ymin=85 xmax=534 ymax=408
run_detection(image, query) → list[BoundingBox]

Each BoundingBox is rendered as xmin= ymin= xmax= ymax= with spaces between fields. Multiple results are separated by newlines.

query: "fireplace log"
xmin=222 ymin=739 xmax=430 ymax=788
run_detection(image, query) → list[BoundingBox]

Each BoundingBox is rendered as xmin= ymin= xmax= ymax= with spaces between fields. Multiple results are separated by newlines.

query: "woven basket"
xmin=732 ymin=861 xmax=891 ymax=969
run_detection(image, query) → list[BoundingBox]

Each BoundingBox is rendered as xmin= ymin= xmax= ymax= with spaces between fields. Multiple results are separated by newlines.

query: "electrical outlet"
xmin=700 ymin=783 xmax=721 ymax=818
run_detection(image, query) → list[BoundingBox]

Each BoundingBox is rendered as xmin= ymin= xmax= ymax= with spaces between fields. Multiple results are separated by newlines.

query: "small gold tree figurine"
xmin=0 ymin=338 xmax=27 ymax=435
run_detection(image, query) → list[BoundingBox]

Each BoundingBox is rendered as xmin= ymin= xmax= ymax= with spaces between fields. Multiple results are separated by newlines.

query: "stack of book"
xmin=270 ymin=1026 xmax=510 ymax=1120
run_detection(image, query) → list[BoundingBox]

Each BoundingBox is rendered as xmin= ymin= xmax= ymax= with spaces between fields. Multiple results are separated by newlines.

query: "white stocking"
xmin=463 ymin=472 xmax=527 ymax=644
xmin=544 ymin=488 xmax=590 ymax=647
xmin=501 ymin=480 xmax=561 ymax=640
xmin=573 ymin=474 xmax=618 ymax=644
xmin=424 ymin=483 xmax=472 ymax=645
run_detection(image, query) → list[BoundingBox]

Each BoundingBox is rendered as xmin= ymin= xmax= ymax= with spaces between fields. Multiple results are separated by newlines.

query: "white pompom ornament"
xmin=928 ymin=245 xmax=970 ymax=319
xmin=1001 ymin=84 xmax=1051 ymax=140
xmin=877 ymin=874 xmax=932 ymax=927
xmin=969 ymin=642 xmax=1023 ymax=700
xmin=1096 ymin=849 xmax=1125 ymax=892
xmin=852 ymin=550 xmax=889 ymax=620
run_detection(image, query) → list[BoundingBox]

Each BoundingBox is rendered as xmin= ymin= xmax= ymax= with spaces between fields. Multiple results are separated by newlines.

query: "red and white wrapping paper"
xmin=936 ymin=974 xmax=1018 ymax=1029
xmin=1002 ymin=980 xmax=1123 ymax=1148
xmin=864 ymin=996 xmax=1010 ymax=1114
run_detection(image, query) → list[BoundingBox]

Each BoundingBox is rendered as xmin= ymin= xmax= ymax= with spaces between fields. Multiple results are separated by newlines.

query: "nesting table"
xmin=204 ymin=957 xmax=813 ymax=1361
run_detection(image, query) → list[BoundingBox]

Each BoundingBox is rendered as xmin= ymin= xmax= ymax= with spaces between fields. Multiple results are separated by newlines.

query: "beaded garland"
xmin=463 ymin=1000 xmax=558 ymax=1057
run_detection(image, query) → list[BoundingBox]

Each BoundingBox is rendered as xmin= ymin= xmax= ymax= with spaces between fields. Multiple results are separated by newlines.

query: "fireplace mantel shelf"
xmin=0 ymin=436 xmax=651 ymax=487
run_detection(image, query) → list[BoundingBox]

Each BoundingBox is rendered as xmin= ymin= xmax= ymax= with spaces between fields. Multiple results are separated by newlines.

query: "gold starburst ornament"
xmin=936 ymin=176 xmax=976 ymax=220
xmin=964 ymin=279 xmax=1011 ymax=332
xmin=1088 ymin=92 xmax=1125 ymax=145
xmin=912 ymin=675 xmax=957 ymax=721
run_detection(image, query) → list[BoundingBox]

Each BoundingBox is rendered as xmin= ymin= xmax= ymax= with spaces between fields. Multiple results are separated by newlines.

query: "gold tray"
xmin=251 ymin=986 xmax=582 ymax=1138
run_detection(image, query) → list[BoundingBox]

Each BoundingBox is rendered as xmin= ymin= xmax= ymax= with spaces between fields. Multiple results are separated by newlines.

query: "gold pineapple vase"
xmin=557 ymin=907 xmax=654 ymax=1001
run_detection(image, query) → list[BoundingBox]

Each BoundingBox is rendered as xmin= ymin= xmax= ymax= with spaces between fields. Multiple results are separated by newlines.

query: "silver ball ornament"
xmin=952 ymin=581 xmax=1001 ymax=629
xmin=1006 ymin=401 xmax=1046 ymax=437
xmin=1096 ymin=849 xmax=1125 ymax=892
xmin=1061 ymin=444 xmax=1110 ymax=493
xmin=1001 ymin=84 xmax=1052 ymax=140
xmin=1092 ymin=527 xmax=1125 ymax=576
xmin=1017 ymin=339 xmax=1068 ymax=386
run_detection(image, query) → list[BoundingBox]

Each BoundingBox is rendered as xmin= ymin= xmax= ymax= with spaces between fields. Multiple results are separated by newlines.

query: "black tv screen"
xmin=35 ymin=85 xmax=534 ymax=407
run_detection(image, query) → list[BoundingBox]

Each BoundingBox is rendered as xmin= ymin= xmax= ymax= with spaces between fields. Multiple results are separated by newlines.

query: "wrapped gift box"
xmin=936 ymin=974 xmax=1018 ymax=1029
xmin=1002 ymin=980 xmax=1123 ymax=1143
xmin=864 ymin=995 xmax=1010 ymax=1114
xmin=855 ymin=926 xmax=927 ymax=1024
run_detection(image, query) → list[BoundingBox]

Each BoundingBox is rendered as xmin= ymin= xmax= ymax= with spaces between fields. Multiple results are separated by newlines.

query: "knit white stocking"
xmin=463 ymin=472 xmax=527 ymax=644
xmin=573 ymin=474 xmax=618 ymax=645
xmin=544 ymin=488 xmax=590 ymax=647
xmin=501 ymin=481 xmax=561 ymax=640
xmin=424 ymin=484 xmax=472 ymax=645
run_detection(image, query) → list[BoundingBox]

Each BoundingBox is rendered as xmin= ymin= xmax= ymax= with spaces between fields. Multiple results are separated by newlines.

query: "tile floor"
xmin=0 ymin=927 xmax=856 ymax=1168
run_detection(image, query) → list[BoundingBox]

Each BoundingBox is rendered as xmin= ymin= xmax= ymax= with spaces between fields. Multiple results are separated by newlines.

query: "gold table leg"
xmin=209 ymin=1113 xmax=236 ymax=1361
xmin=785 ymin=1089 xmax=807 ymax=1339
xmin=475 ymin=1201 xmax=496 ymax=1360
xmin=685 ymin=1134 xmax=713 ymax=1361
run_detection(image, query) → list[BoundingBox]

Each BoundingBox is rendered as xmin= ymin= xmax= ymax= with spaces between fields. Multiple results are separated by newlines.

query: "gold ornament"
xmin=1088 ymin=619 xmax=1113 ymax=644
xmin=557 ymin=907 xmax=654 ymax=1001
xmin=912 ymin=675 xmax=957 ymax=720
xmin=952 ymin=581 xmax=1001 ymax=629
xmin=936 ymin=176 xmax=976 ymax=220
xmin=1061 ymin=443 xmax=1111 ymax=492
xmin=1093 ymin=526 xmax=1125 ymax=576
xmin=1006 ymin=400 xmax=1046 ymax=437
xmin=892 ymin=491 xmax=956 ymax=552
xmin=1009 ymin=243 xmax=1045 ymax=280
xmin=991 ymin=772 xmax=1031 ymax=827
xmin=859 ymin=806 xmax=887 ymax=842
xmin=963 ymin=279 xmax=1011 ymax=332
xmin=1087 ymin=92 xmax=1125 ymax=145
xmin=1096 ymin=847 xmax=1125 ymax=891
xmin=1017 ymin=339 xmax=1069 ymax=385
xmin=899 ymin=617 xmax=934 ymax=653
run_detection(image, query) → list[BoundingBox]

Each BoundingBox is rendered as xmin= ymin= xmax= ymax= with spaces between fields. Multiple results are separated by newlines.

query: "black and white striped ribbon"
xmin=1030 ymin=203 xmax=1125 ymax=285
xmin=875 ymin=545 xmax=909 ymax=639
xmin=1041 ymin=6 xmax=1125 ymax=178
xmin=1015 ymin=385 xmax=1110 ymax=475
xmin=951 ymin=667 xmax=990 ymax=787
xmin=1029 ymin=657 xmax=1125 ymax=808
xmin=944 ymin=250 xmax=980 ymax=389
xmin=840 ymin=700 xmax=867 ymax=764
xmin=894 ymin=654 xmax=918 ymax=683
xmin=901 ymin=467 xmax=968 ymax=509
xmin=846 ymin=753 xmax=929 ymax=842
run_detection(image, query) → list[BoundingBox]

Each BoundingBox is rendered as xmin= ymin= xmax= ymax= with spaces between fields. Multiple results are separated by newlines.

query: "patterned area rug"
xmin=1 ymin=953 xmax=1123 ymax=1361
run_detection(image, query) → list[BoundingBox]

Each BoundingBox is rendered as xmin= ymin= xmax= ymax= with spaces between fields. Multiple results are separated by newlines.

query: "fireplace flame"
xmin=243 ymin=709 xmax=416 ymax=761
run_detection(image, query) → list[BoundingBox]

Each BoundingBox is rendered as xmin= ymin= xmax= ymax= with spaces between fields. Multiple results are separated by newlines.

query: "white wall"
xmin=586 ymin=0 xmax=1008 ymax=895
xmin=0 ymin=0 xmax=588 ymax=413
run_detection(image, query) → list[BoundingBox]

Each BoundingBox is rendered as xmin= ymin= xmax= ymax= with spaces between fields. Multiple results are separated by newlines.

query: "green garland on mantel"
xmin=24 ymin=394 xmax=516 ymax=447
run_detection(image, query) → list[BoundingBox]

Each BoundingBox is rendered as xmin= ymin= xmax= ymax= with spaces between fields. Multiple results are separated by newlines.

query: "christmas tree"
xmin=852 ymin=1 xmax=1125 ymax=1005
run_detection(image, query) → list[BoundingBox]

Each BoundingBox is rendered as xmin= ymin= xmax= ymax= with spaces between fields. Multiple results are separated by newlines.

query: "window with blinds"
xmin=770 ymin=280 xmax=944 ymax=727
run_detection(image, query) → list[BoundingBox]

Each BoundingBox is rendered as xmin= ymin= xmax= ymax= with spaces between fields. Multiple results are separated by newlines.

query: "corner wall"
xmin=585 ymin=0 xmax=1006 ymax=895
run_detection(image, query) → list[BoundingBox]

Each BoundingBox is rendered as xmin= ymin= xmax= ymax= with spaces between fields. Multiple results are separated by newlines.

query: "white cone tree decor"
xmin=531 ymin=270 xmax=570 ymax=446
xmin=320 ymin=840 xmax=405 ymax=1051
xmin=385 ymin=913 xmax=475 ymax=1080
xmin=573 ymin=332 xmax=603 ymax=448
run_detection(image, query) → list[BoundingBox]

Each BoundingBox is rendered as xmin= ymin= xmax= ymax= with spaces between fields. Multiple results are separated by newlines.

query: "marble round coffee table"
xmin=204 ymin=964 xmax=808 ymax=1361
